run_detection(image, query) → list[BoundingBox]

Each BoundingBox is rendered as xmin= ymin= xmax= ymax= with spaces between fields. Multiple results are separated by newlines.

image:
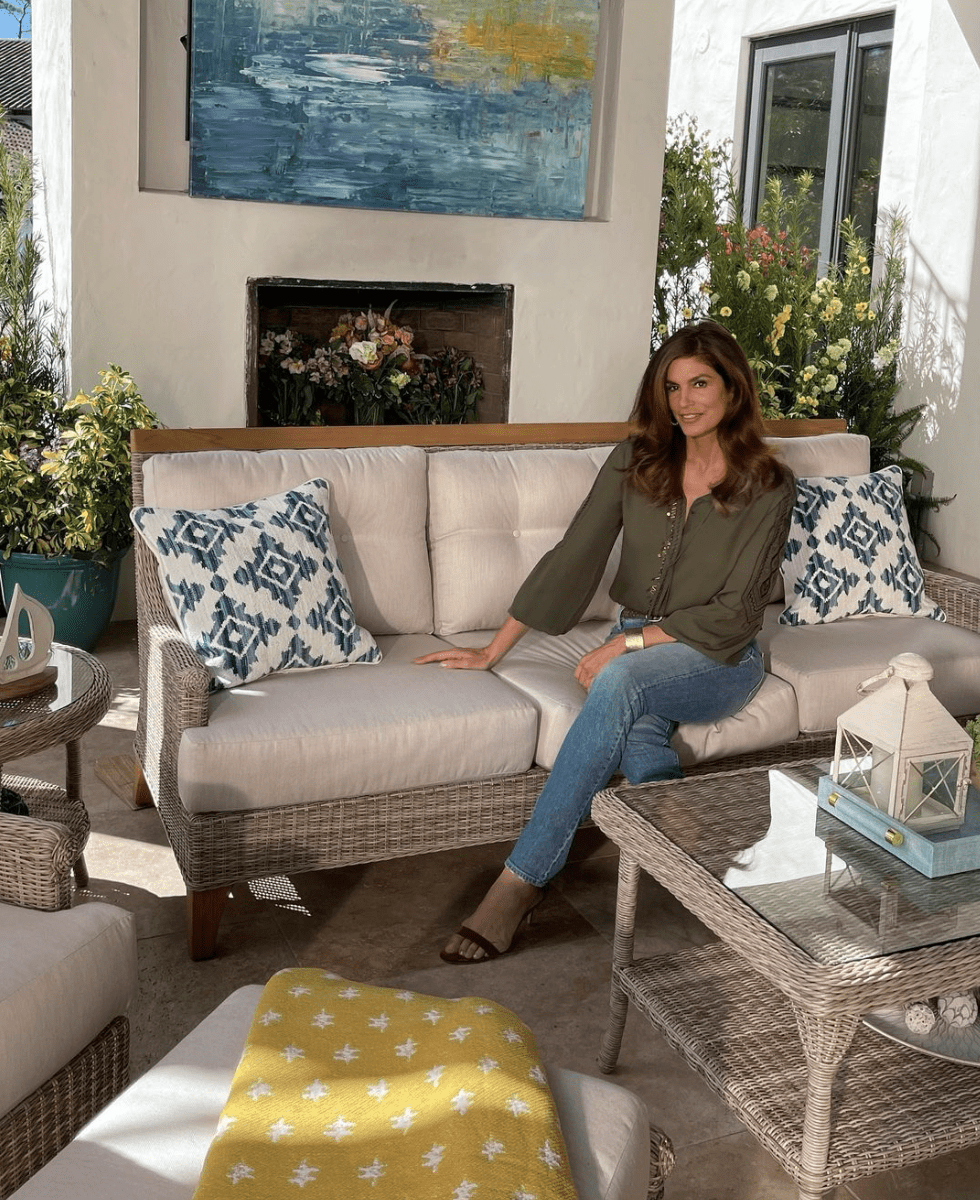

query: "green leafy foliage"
xmin=0 ymin=127 xmax=159 ymax=560
xmin=0 ymin=366 xmax=160 ymax=560
xmin=967 ymin=717 xmax=980 ymax=773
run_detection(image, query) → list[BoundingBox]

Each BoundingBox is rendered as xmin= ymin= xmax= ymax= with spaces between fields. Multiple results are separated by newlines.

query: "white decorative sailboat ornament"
xmin=0 ymin=585 xmax=57 ymax=698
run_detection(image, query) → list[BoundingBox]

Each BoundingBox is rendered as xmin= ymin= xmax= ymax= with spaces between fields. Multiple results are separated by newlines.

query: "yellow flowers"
xmin=719 ymin=306 xmax=732 ymax=317
xmin=767 ymin=304 xmax=792 ymax=352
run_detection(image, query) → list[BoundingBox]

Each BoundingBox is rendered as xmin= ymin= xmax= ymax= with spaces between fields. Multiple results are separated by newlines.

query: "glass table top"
xmin=616 ymin=761 xmax=980 ymax=966
xmin=0 ymin=644 xmax=97 ymax=730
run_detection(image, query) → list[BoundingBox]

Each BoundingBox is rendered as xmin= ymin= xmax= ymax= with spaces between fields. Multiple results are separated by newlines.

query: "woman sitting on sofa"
xmin=415 ymin=321 xmax=796 ymax=963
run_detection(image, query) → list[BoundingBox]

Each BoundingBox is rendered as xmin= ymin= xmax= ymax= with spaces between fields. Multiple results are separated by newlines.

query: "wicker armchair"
xmin=0 ymin=812 xmax=133 ymax=1199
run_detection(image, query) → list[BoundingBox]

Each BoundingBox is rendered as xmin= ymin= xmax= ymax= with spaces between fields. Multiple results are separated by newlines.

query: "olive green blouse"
xmin=509 ymin=439 xmax=796 ymax=666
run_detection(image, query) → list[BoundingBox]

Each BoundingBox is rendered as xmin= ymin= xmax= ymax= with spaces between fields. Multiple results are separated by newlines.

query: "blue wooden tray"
xmin=817 ymin=776 xmax=980 ymax=878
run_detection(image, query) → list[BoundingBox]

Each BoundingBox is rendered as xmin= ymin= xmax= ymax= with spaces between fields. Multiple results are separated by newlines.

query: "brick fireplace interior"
xmin=247 ymin=279 xmax=514 ymax=425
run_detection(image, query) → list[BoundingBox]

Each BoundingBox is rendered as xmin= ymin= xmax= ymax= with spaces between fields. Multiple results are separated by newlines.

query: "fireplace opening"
xmin=247 ymin=279 xmax=513 ymax=426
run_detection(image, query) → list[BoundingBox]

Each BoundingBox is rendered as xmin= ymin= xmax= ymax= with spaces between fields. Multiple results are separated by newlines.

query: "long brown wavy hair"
xmin=625 ymin=321 xmax=789 ymax=510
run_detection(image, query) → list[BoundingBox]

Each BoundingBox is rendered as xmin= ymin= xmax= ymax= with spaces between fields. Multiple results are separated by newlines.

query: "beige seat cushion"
xmin=672 ymin=673 xmax=800 ymax=766
xmin=0 ymin=901 xmax=136 ymax=1117
xmin=178 ymin=634 xmax=539 ymax=813
xmin=447 ymin=624 xmax=800 ymax=769
xmin=760 ymin=604 xmax=980 ymax=732
xmin=427 ymin=447 xmax=621 ymax=636
xmin=141 ymin=446 xmax=432 ymax=635
xmin=10 ymin=985 xmax=652 ymax=1200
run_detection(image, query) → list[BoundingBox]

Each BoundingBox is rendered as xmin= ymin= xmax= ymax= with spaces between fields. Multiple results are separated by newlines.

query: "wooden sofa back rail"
xmin=131 ymin=418 xmax=847 ymax=456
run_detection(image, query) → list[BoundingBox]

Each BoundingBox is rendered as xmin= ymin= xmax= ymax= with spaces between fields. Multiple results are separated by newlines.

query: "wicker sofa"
xmin=0 ymin=811 xmax=136 ymax=1198
xmin=129 ymin=422 xmax=980 ymax=959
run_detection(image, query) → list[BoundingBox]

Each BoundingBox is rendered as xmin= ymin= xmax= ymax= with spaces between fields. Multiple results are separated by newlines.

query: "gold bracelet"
xmin=623 ymin=628 xmax=646 ymax=653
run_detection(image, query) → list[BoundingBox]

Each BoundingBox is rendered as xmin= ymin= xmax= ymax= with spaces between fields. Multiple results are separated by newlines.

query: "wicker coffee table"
xmin=0 ymin=643 xmax=112 ymax=888
xmin=594 ymin=761 xmax=980 ymax=1199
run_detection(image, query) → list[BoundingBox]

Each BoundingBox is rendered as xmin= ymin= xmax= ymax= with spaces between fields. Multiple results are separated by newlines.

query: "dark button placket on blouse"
xmin=644 ymin=498 xmax=685 ymax=622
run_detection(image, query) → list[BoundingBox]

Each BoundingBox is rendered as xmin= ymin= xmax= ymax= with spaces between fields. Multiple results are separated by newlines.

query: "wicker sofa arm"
xmin=923 ymin=568 xmax=980 ymax=636
xmin=136 ymin=618 xmax=211 ymax=801
xmin=0 ymin=812 xmax=74 ymax=911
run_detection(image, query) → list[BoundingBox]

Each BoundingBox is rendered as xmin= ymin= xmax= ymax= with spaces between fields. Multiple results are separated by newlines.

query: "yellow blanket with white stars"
xmin=193 ymin=969 xmax=579 ymax=1200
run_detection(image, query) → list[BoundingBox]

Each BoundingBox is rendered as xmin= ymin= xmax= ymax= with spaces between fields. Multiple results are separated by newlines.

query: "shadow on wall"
xmin=903 ymin=237 xmax=967 ymax=446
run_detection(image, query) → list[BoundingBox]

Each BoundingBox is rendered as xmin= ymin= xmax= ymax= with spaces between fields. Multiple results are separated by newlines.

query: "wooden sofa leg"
xmin=186 ymin=888 xmax=229 ymax=961
xmin=132 ymin=762 xmax=154 ymax=809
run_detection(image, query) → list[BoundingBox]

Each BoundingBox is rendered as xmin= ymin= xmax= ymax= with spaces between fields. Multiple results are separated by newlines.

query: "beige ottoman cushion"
xmin=178 ymin=634 xmax=539 ymax=813
xmin=142 ymin=446 xmax=433 ymax=635
xmin=11 ymin=985 xmax=655 ymax=1200
xmin=0 ymin=901 xmax=136 ymax=1117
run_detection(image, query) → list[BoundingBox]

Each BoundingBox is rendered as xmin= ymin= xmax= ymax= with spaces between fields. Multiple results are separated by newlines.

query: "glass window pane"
xmin=846 ymin=44 xmax=891 ymax=244
xmin=757 ymin=54 xmax=835 ymax=249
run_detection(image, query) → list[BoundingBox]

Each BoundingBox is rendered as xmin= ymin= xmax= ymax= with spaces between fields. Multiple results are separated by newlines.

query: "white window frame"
xmin=742 ymin=14 xmax=894 ymax=268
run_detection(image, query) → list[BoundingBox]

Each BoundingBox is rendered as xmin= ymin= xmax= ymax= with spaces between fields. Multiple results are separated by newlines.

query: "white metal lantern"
xmin=831 ymin=653 xmax=973 ymax=833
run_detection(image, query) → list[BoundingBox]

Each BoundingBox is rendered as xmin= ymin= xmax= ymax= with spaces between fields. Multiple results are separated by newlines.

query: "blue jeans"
xmin=505 ymin=616 xmax=765 ymax=888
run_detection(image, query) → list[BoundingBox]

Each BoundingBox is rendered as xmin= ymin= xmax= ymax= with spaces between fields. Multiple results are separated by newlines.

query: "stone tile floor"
xmin=11 ymin=620 xmax=980 ymax=1198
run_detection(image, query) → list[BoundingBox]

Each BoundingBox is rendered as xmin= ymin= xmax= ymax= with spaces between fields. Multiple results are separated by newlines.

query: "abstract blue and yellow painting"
xmin=189 ymin=1 xmax=601 ymax=220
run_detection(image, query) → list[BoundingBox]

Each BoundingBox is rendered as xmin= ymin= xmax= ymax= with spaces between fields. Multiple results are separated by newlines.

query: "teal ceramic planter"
xmin=0 ymin=549 xmax=125 ymax=651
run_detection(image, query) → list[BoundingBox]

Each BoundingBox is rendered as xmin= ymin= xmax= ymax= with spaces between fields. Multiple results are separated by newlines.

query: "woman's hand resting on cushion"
xmin=413 ymin=615 xmax=530 ymax=672
xmin=413 ymin=646 xmax=497 ymax=671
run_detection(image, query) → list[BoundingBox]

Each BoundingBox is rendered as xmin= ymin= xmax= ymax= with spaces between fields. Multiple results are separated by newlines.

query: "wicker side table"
xmin=593 ymin=766 xmax=980 ymax=1199
xmin=0 ymin=645 xmax=112 ymax=888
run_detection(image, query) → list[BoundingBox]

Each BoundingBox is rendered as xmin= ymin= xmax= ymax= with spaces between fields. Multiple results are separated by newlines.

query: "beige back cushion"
xmin=763 ymin=432 xmax=871 ymax=602
xmin=765 ymin=431 xmax=870 ymax=477
xmin=427 ymin=447 xmax=622 ymax=636
xmin=140 ymin=446 xmax=433 ymax=635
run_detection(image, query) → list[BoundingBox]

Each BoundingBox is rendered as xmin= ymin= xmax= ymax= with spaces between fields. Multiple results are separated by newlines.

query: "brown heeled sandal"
xmin=439 ymin=889 xmax=546 ymax=965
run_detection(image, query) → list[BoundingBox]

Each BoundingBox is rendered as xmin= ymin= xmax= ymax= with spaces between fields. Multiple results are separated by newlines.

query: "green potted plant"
xmin=0 ymin=366 xmax=160 ymax=650
xmin=0 ymin=127 xmax=160 ymax=650
xmin=966 ymin=718 xmax=980 ymax=791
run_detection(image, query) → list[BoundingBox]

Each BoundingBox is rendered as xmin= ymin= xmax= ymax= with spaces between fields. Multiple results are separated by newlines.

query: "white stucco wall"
xmin=36 ymin=0 xmax=671 ymax=431
xmin=667 ymin=0 xmax=980 ymax=576
xmin=32 ymin=0 xmax=72 ymax=362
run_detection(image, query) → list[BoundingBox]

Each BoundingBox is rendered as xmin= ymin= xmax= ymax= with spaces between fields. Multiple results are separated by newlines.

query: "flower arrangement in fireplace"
xmin=257 ymin=305 xmax=483 ymax=427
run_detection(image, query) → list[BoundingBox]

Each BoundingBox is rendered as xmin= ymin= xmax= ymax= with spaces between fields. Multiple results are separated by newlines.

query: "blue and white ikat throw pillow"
xmin=779 ymin=465 xmax=945 ymax=626
xmin=131 ymin=479 xmax=381 ymax=688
